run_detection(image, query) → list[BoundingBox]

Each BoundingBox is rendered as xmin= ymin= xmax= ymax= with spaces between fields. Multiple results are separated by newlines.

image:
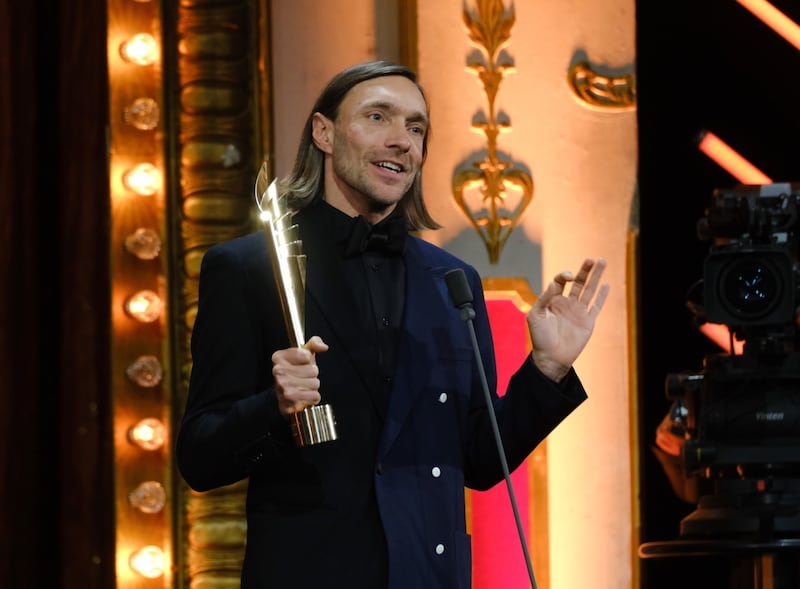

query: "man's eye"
xmin=369 ymin=113 xmax=383 ymax=121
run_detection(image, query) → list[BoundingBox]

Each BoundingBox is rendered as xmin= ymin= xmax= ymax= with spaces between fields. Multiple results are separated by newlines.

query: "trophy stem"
xmin=256 ymin=171 xmax=338 ymax=447
xmin=291 ymin=405 xmax=338 ymax=446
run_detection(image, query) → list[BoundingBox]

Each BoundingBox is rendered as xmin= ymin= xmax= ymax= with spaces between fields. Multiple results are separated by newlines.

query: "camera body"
xmin=700 ymin=183 xmax=800 ymax=348
xmin=664 ymin=183 xmax=800 ymax=539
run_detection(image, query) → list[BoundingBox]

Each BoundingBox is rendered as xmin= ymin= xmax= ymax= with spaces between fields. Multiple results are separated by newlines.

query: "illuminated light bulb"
xmin=124 ymin=290 xmax=162 ymax=323
xmin=122 ymin=163 xmax=161 ymax=196
xmin=128 ymin=481 xmax=166 ymax=514
xmin=119 ymin=33 xmax=158 ymax=66
xmin=125 ymin=355 xmax=163 ymax=387
xmin=129 ymin=545 xmax=166 ymax=578
xmin=123 ymin=98 xmax=160 ymax=131
xmin=128 ymin=418 xmax=167 ymax=451
xmin=124 ymin=228 xmax=161 ymax=260
xmin=221 ymin=143 xmax=241 ymax=167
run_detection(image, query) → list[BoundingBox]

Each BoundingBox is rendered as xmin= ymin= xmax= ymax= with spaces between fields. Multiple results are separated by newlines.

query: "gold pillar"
xmin=163 ymin=0 xmax=271 ymax=585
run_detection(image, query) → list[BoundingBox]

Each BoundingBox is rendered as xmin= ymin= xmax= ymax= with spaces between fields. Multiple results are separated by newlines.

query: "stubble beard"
xmin=332 ymin=151 xmax=413 ymax=215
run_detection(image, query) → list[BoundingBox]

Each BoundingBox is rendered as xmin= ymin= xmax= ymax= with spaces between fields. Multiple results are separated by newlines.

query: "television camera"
xmin=663 ymin=182 xmax=800 ymax=539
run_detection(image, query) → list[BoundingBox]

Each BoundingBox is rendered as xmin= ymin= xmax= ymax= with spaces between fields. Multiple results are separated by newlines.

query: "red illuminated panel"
xmin=471 ymin=297 xmax=534 ymax=589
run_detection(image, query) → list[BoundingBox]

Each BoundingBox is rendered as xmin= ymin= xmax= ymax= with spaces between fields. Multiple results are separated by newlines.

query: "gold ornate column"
xmin=162 ymin=0 xmax=271 ymax=586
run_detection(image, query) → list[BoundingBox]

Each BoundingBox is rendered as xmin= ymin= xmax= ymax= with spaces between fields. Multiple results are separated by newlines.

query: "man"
xmin=176 ymin=60 xmax=609 ymax=588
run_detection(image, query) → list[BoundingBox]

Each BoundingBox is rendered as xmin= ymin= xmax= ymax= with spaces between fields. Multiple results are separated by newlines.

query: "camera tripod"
xmin=639 ymin=537 xmax=800 ymax=589
xmin=640 ymin=478 xmax=800 ymax=588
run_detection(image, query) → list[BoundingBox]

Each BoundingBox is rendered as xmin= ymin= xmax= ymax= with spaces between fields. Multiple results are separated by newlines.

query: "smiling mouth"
xmin=376 ymin=161 xmax=404 ymax=173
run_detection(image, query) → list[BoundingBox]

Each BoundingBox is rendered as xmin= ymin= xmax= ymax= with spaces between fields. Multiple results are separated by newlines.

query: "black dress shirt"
xmin=317 ymin=200 xmax=407 ymax=419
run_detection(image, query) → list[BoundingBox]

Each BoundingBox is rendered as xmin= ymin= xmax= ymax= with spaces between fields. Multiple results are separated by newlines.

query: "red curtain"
xmin=0 ymin=0 xmax=114 ymax=587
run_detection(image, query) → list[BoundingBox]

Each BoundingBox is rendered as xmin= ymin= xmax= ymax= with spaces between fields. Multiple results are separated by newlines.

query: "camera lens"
xmin=704 ymin=249 xmax=793 ymax=327
xmin=718 ymin=256 xmax=782 ymax=320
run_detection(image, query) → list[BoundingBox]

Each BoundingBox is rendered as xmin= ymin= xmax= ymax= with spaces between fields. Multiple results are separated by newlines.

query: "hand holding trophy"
xmin=255 ymin=163 xmax=337 ymax=446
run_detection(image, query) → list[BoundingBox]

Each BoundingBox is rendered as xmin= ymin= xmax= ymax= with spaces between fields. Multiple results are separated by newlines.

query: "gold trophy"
xmin=255 ymin=163 xmax=337 ymax=446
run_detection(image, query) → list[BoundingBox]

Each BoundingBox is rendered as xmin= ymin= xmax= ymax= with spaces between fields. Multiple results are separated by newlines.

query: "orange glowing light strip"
xmin=697 ymin=131 xmax=772 ymax=184
xmin=737 ymin=0 xmax=800 ymax=52
xmin=699 ymin=322 xmax=745 ymax=355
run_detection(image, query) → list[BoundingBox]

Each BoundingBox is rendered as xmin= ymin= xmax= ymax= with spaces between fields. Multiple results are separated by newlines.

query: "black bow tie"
xmin=345 ymin=214 xmax=407 ymax=257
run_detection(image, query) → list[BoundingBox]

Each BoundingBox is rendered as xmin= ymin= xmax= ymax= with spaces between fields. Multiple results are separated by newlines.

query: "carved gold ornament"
xmin=568 ymin=60 xmax=637 ymax=110
xmin=453 ymin=0 xmax=534 ymax=264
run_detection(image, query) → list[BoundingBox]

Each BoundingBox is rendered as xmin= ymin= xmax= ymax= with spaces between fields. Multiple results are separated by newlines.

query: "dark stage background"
xmin=1 ymin=0 xmax=114 ymax=588
xmin=637 ymin=1 xmax=800 ymax=587
xmin=2 ymin=1 xmax=799 ymax=588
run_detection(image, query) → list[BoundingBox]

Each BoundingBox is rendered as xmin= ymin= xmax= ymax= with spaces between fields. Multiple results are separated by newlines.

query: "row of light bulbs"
xmin=114 ymin=6 xmax=168 ymax=581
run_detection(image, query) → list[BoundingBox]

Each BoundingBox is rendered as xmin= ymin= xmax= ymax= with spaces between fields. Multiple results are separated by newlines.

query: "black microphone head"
xmin=445 ymin=268 xmax=473 ymax=308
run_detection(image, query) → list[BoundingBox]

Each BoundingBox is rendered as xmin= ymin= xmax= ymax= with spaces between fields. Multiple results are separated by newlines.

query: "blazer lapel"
xmin=378 ymin=238 xmax=454 ymax=457
xmin=297 ymin=205 xmax=457 ymax=441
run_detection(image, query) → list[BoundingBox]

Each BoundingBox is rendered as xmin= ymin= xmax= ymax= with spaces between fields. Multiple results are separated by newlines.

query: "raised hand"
xmin=527 ymin=258 xmax=609 ymax=382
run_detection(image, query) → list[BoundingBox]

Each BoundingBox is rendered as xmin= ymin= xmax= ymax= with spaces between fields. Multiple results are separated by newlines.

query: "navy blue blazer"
xmin=176 ymin=201 xmax=588 ymax=588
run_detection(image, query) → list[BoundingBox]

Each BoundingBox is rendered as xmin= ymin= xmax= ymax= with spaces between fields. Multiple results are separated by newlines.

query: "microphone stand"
xmin=447 ymin=269 xmax=538 ymax=589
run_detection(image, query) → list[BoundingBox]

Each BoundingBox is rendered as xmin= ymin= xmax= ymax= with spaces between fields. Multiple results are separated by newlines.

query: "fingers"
xmin=552 ymin=270 xmax=574 ymax=290
xmin=589 ymin=282 xmax=610 ymax=319
xmin=303 ymin=335 xmax=330 ymax=353
xmin=273 ymin=337 xmax=328 ymax=416
xmin=575 ymin=258 xmax=606 ymax=304
xmin=567 ymin=262 xmax=588 ymax=298
xmin=273 ymin=358 xmax=322 ymax=414
xmin=544 ymin=257 xmax=609 ymax=311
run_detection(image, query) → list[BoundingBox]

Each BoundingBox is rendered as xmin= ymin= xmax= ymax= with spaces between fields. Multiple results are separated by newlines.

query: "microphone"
xmin=444 ymin=268 xmax=538 ymax=589
xmin=444 ymin=268 xmax=474 ymax=309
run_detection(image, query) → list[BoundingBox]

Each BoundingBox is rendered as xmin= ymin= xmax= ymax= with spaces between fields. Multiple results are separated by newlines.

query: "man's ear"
xmin=311 ymin=112 xmax=334 ymax=154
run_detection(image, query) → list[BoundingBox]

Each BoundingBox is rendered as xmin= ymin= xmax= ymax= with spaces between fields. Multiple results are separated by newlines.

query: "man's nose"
xmin=385 ymin=123 xmax=412 ymax=151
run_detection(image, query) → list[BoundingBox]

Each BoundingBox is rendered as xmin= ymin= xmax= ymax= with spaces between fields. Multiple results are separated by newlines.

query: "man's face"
xmin=320 ymin=75 xmax=428 ymax=215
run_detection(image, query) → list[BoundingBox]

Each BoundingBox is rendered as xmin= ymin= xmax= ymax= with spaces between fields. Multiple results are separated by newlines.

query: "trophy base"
xmin=291 ymin=404 xmax=337 ymax=446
